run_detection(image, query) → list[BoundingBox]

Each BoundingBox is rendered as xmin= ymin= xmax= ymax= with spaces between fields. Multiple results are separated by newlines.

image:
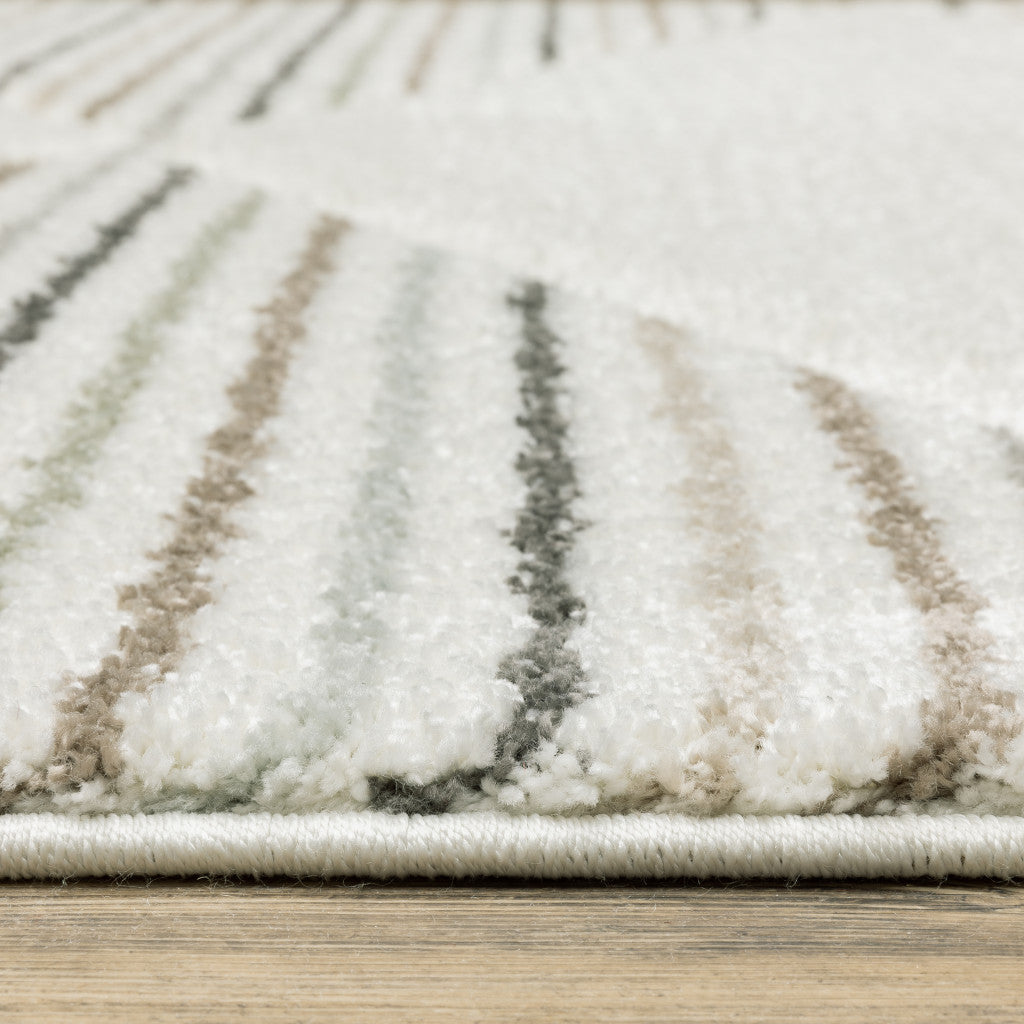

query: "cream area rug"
xmin=1 ymin=0 xmax=1024 ymax=879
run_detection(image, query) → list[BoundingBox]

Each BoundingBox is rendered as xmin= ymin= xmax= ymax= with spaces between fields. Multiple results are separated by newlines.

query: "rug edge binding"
xmin=0 ymin=811 xmax=1022 ymax=880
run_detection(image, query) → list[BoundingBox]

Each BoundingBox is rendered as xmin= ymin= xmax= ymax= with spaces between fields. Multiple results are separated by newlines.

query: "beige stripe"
xmin=595 ymin=1 xmax=613 ymax=55
xmin=81 ymin=5 xmax=249 ymax=121
xmin=27 ymin=214 xmax=348 ymax=797
xmin=645 ymin=0 xmax=669 ymax=42
xmin=33 ymin=5 xmax=193 ymax=110
xmin=638 ymin=319 xmax=792 ymax=811
xmin=797 ymin=370 xmax=1021 ymax=805
xmin=0 ymin=160 xmax=32 ymax=188
xmin=405 ymin=0 xmax=459 ymax=94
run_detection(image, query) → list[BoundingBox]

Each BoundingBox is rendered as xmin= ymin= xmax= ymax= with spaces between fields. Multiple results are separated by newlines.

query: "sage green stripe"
xmin=331 ymin=1 xmax=403 ymax=106
xmin=0 ymin=191 xmax=264 ymax=588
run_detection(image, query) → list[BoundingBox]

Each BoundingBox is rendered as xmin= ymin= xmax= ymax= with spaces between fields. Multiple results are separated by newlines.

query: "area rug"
xmin=2 ymin=0 xmax=1024 ymax=879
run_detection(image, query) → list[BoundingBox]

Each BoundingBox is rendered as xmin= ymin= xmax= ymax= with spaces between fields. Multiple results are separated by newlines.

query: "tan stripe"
xmin=645 ymin=0 xmax=669 ymax=42
xmin=0 ymin=160 xmax=32 ymax=188
xmin=797 ymin=370 xmax=1021 ymax=805
xmin=638 ymin=319 xmax=792 ymax=811
xmin=595 ymin=1 xmax=614 ymax=54
xmin=81 ymin=5 xmax=249 ymax=121
xmin=33 ymin=5 xmax=193 ymax=110
xmin=29 ymin=214 xmax=348 ymax=797
xmin=405 ymin=0 xmax=459 ymax=94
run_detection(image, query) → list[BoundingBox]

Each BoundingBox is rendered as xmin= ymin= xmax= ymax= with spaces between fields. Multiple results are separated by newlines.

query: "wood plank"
xmin=0 ymin=880 xmax=1022 ymax=1022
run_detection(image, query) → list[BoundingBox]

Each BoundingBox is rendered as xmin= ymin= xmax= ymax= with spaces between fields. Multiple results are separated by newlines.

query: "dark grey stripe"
xmin=238 ymin=1 xmax=356 ymax=120
xmin=370 ymin=281 xmax=589 ymax=814
xmin=0 ymin=166 xmax=192 ymax=367
xmin=147 ymin=5 xmax=293 ymax=135
xmin=490 ymin=282 xmax=588 ymax=775
xmin=0 ymin=4 xmax=148 ymax=95
xmin=540 ymin=0 xmax=559 ymax=62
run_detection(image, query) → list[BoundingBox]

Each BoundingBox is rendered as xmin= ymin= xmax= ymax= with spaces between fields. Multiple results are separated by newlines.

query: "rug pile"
xmin=2 ymin=0 xmax=1024 ymax=878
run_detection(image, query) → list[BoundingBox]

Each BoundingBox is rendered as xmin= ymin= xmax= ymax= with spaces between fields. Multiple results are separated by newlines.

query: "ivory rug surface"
xmin=2 ymin=0 xmax=1024 ymax=878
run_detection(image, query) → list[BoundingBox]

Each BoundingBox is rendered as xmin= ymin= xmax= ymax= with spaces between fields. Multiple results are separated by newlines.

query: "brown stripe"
xmin=25 ymin=214 xmax=348 ymax=798
xmin=81 ymin=5 xmax=248 ymax=121
xmin=645 ymin=0 xmax=670 ymax=42
xmin=0 ymin=160 xmax=32 ymax=188
xmin=796 ymin=369 xmax=1021 ymax=806
xmin=405 ymin=0 xmax=459 ymax=94
xmin=639 ymin=319 xmax=792 ymax=811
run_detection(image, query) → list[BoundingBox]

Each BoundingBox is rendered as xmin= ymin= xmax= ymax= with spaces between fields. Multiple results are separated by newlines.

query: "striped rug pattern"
xmin=3 ymin=0 xmax=1024 ymax=877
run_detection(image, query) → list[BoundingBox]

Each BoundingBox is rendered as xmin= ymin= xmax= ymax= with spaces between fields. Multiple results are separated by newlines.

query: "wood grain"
xmin=0 ymin=880 xmax=1022 ymax=1023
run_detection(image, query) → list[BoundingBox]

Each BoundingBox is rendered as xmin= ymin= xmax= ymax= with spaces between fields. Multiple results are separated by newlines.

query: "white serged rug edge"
xmin=0 ymin=812 xmax=1022 ymax=880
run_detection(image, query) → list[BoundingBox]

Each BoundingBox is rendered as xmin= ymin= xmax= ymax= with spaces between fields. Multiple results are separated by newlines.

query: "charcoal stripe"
xmin=145 ymin=6 xmax=294 ymax=135
xmin=540 ymin=0 xmax=559 ymax=63
xmin=240 ymin=1 xmax=357 ymax=120
xmin=0 ymin=5 xmax=147 ymax=95
xmin=0 ymin=166 xmax=193 ymax=368
xmin=490 ymin=282 xmax=589 ymax=772
xmin=370 ymin=281 xmax=588 ymax=814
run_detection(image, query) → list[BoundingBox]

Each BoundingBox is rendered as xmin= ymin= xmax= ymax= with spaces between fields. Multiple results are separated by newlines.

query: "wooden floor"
xmin=0 ymin=880 xmax=1022 ymax=1022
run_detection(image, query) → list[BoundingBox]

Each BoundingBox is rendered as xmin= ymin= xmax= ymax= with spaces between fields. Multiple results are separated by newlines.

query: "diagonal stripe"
xmin=20 ymin=214 xmax=348 ymax=798
xmin=637 ymin=318 xmax=793 ymax=810
xmin=797 ymin=369 xmax=1022 ymax=805
xmin=142 ymin=4 xmax=296 ymax=136
xmin=81 ymin=5 xmax=250 ymax=121
xmin=0 ymin=160 xmax=33 ymax=189
xmin=595 ymin=1 xmax=614 ymax=54
xmin=0 ymin=166 xmax=193 ymax=367
xmin=240 ymin=1 xmax=357 ymax=120
xmin=405 ymin=0 xmax=459 ymax=94
xmin=540 ymin=0 xmax=559 ymax=63
xmin=330 ymin=1 xmax=403 ymax=106
xmin=645 ymin=0 xmax=670 ymax=42
xmin=0 ymin=192 xmax=264 ymax=590
xmin=0 ymin=9 xmax=279 ymax=269
xmin=32 ymin=3 xmax=193 ymax=110
xmin=0 ymin=4 xmax=148 ymax=95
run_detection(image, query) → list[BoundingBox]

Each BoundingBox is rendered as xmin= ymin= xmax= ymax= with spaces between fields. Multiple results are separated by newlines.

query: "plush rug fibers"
xmin=2 ymin=0 xmax=1024 ymax=879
